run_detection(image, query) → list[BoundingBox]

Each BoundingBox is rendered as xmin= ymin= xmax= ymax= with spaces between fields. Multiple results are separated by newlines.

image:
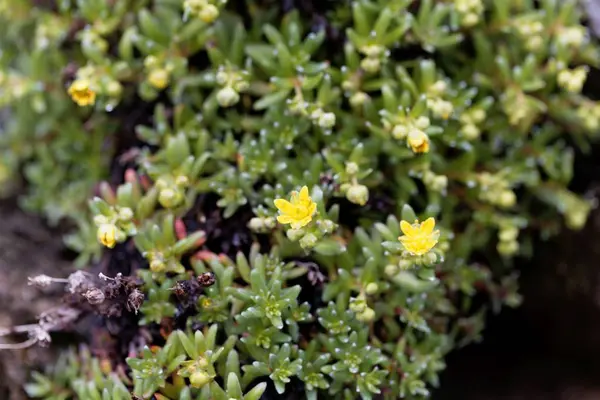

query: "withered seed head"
xmin=197 ymin=272 xmax=216 ymax=287
xmin=83 ymin=288 xmax=106 ymax=305
xmin=127 ymin=289 xmax=144 ymax=314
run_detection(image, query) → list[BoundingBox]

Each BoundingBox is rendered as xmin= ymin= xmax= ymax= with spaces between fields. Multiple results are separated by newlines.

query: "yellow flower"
xmin=148 ymin=68 xmax=169 ymax=89
xmin=398 ymin=218 xmax=440 ymax=256
xmin=274 ymin=186 xmax=317 ymax=229
xmin=68 ymin=79 xmax=96 ymax=106
xmin=407 ymin=130 xmax=430 ymax=153
xmin=97 ymin=223 xmax=117 ymax=248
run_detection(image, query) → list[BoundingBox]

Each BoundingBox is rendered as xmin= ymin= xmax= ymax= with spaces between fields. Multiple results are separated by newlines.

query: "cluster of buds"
xmin=358 ymin=44 xmax=388 ymax=73
xmin=454 ymin=0 xmax=484 ymax=28
xmin=156 ymin=175 xmax=189 ymax=209
xmin=556 ymin=26 xmax=586 ymax=49
xmin=426 ymin=80 xmax=453 ymax=120
xmin=386 ymin=115 xmax=431 ymax=154
xmin=184 ymin=0 xmax=222 ymax=24
xmin=247 ymin=215 xmax=277 ymax=233
xmin=476 ymin=172 xmax=516 ymax=209
xmin=576 ymin=101 xmax=600 ymax=131
xmin=496 ymin=225 xmax=519 ymax=256
xmin=459 ymin=107 xmax=486 ymax=140
xmin=340 ymin=162 xmax=369 ymax=206
xmin=287 ymin=90 xmax=336 ymax=130
xmin=93 ymin=204 xmax=135 ymax=248
xmin=349 ymin=293 xmax=375 ymax=322
xmin=215 ymin=66 xmax=249 ymax=107
xmin=557 ymin=66 xmax=588 ymax=94
xmin=144 ymin=55 xmax=171 ymax=90
xmin=501 ymin=87 xmax=536 ymax=126
xmin=513 ymin=19 xmax=545 ymax=51
xmin=67 ymin=65 xmax=124 ymax=108
xmin=422 ymin=170 xmax=448 ymax=193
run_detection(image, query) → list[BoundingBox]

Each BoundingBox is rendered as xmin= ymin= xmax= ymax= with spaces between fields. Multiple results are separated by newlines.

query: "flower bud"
xmin=422 ymin=252 xmax=438 ymax=266
xmin=346 ymin=184 xmax=369 ymax=206
xmin=286 ymin=228 xmax=305 ymax=241
xmin=248 ymin=217 xmax=265 ymax=232
xmin=415 ymin=116 xmax=431 ymax=130
xmin=499 ymin=227 xmax=518 ymax=242
xmin=216 ymin=86 xmax=240 ymax=107
xmin=365 ymin=282 xmax=378 ymax=295
xmin=190 ymin=370 xmax=211 ymax=388
xmin=385 ymin=264 xmax=399 ymax=276
xmin=118 ymin=207 xmax=134 ymax=221
xmin=148 ymin=68 xmax=169 ymax=89
xmin=263 ymin=217 xmax=276 ymax=229
xmin=360 ymin=57 xmax=381 ymax=73
xmin=199 ymin=4 xmax=219 ymax=23
xmin=356 ymin=307 xmax=375 ymax=322
xmin=150 ymin=258 xmax=166 ymax=273
xmin=158 ymin=187 xmax=184 ymax=208
xmin=318 ymin=112 xmax=336 ymax=129
xmin=407 ymin=130 xmax=430 ymax=153
xmin=392 ymin=124 xmax=408 ymax=139
xmin=299 ymin=233 xmax=318 ymax=249
xmin=106 ymin=81 xmax=122 ymax=97
xmin=462 ymin=123 xmax=480 ymax=140
xmin=97 ymin=224 xmax=117 ymax=248
xmin=498 ymin=190 xmax=516 ymax=208
xmin=349 ymin=91 xmax=369 ymax=107
xmin=497 ymin=239 xmax=519 ymax=256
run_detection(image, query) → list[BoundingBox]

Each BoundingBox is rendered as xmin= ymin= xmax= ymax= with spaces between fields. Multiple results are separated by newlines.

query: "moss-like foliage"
xmin=1 ymin=0 xmax=599 ymax=399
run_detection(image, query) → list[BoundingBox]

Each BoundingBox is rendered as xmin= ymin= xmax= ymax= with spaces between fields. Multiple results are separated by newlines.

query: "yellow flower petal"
xmin=299 ymin=186 xmax=310 ymax=202
xmin=277 ymin=215 xmax=294 ymax=224
xmin=420 ymin=217 xmax=435 ymax=234
xmin=400 ymin=220 xmax=416 ymax=236
xmin=274 ymin=199 xmax=294 ymax=214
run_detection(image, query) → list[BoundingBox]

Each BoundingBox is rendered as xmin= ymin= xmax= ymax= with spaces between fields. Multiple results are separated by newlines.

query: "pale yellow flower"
xmin=97 ymin=223 xmax=117 ymax=248
xmin=274 ymin=186 xmax=317 ymax=229
xmin=398 ymin=218 xmax=439 ymax=256
xmin=407 ymin=130 xmax=430 ymax=153
xmin=68 ymin=79 xmax=96 ymax=106
xmin=148 ymin=68 xmax=169 ymax=89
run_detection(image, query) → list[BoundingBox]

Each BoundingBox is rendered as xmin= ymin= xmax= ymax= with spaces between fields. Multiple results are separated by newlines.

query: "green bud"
xmin=159 ymin=187 xmax=184 ymax=208
xmin=345 ymin=162 xmax=359 ymax=175
xmin=106 ymin=81 xmax=122 ymax=97
xmin=199 ymin=4 xmax=219 ymax=23
xmin=263 ymin=217 xmax=276 ymax=229
xmin=299 ymin=233 xmax=318 ymax=249
xmin=498 ymin=190 xmax=516 ymax=208
xmin=349 ymin=298 xmax=366 ymax=313
xmin=422 ymin=252 xmax=438 ymax=266
xmin=318 ymin=219 xmax=335 ymax=234
xmin=150 ymin=258 xmax=166 ymax=272
xmin=118 ymin=207 xmax=134 ymax=221
xmin=318 ymin=112 xmax=336 ymax=129
xmin=360 ymin=57 xmax=381 ymax=73
xmin=248 ymin=217 xmax=264 ymax=232
xmin=356 ymin=307 xmax=375 ymax=322
xmin=497 ymin=239 xmax=519 ymax=256
xmin=190 ymin=370 xmax=211 ymax=388
xmin=346 ymin=184 xmax=369 ymax=206
xmin=365 ymin=282 xmax=378 ymax=295
xmin=499 ymin=227 xmax=518 ymax=242
xmin=385 ymin=264 xmax=399 ymax=276
xmin=399 ymin=259 xmax=413 ymax=270
xmin=392 ymin=124 xmax=408 ymax=139
xmin=216 ymin=86 xmax=240 ymax=107
xmin=349 ymin=92 xmax=369 ymax=107
xmin=566 ymin=209 xmax=588 ymax=230
xmin=286 ymin=228 xmax=305 ymax=241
